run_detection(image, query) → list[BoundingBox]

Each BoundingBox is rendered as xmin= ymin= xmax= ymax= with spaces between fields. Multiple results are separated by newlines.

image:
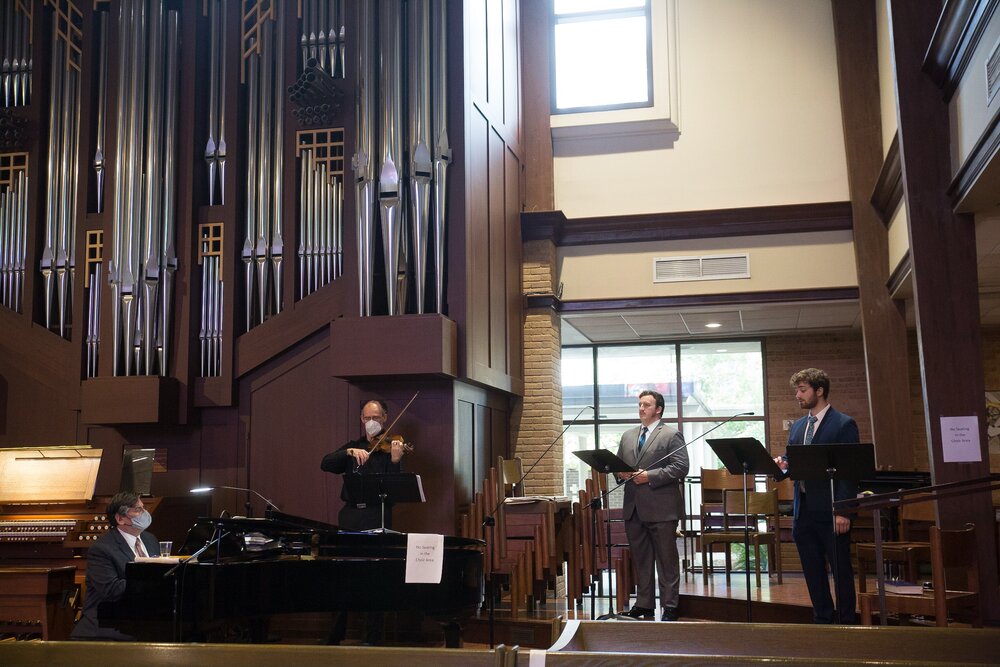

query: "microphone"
xmin=596 ymin=411 xmax=756 ymax=505
xmin=190 ymin=485 xmax=281 ymax=516
xmin=483 ymin=404 xmax=594 ymax=527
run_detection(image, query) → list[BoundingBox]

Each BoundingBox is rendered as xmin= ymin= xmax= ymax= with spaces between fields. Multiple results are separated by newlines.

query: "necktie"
xmin=804 ymin=415 xmax=818 ymax=445
xmin=637 ymin=427 xmax=648 ymax=454
xmin=135 ymin=537 xmax=147 ymax=558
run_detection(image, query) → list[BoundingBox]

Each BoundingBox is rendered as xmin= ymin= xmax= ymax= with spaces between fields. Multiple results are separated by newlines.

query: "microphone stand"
xmin=481 ymin=405 xmax=593 ymax=648
xmin=588 ymin=411 xmax=755 ymax=620
xmin=163 ymin=518 xmax=228 ymax=642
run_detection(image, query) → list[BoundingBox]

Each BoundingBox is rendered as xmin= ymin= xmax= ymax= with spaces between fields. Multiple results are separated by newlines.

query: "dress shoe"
xmin=622 ymin=605 xmax=655 ymax=620
xmin=660 ymin=606 xmax=679 ymax=622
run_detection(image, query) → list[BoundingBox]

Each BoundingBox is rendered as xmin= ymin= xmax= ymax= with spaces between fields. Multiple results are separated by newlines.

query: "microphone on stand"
xmin=190 ymin=485 xmax=281 ymax=518
xmin=481 ymin=404 xmax=594 ymax=649
xmin=583 ymin=410 xmax=756 ymax=621
xmin=598 ymin=411 xmax=756 ymax=503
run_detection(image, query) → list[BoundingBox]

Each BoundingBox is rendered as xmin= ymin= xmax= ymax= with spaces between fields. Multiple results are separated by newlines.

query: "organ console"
xmin=0 ymin=446 xmax=206 ymax=639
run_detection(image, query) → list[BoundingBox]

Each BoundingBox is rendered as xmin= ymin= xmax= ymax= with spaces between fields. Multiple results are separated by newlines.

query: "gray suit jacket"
xmin=617 ymin=422 xmax=689 ymax=522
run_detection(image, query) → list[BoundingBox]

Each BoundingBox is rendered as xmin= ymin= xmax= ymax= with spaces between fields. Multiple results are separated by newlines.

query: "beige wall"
xmin=557 ymin=230 xmax=857 ymax=301
xmin=553 ymin=0 xmax=849 ymax=217
xmin=876 ymin=0 xmax=898 ymax=155
xmin=887 ymin=202 xmax=909 ymax=274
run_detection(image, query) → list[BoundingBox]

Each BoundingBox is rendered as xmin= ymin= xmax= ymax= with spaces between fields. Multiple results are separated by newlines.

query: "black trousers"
xmin=793 ymin=493 xmax=856 ymax=624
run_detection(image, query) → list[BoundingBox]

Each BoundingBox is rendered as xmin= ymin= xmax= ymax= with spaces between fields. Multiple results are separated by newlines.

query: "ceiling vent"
xmin=988 ymin=37 xmax=1000 ymax=106
xmin=653 ymin=253 xmax=750 ymax=283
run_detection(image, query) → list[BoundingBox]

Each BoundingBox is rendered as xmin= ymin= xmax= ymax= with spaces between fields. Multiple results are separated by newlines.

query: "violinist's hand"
xmin=390 ymin=438 xmax=406 ymax=464
xmin=348 ymin=448 xmax=370 ymax=466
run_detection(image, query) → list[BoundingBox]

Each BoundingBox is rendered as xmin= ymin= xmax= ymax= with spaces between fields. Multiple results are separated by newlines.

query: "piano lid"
xmin=0 ymin=447 xmax=103 ymax=504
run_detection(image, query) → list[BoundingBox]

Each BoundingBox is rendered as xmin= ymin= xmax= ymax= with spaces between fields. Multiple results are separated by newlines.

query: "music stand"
xmin=573 ymin=449 xmax=637 ymax=620
xmin=786 ymin=443 xmax=876 ymax=623
xmin=706 ymin=437 xmax=783 ymax=622
xmin=344 ymin=472 xmax=426 ymax=534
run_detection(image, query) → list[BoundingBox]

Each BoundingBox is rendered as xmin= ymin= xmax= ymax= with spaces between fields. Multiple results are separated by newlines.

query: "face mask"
xmin=364 ymin=418 xmax=383 ymax=438
xmin=130 ymin=509 xmax=153 ymax=532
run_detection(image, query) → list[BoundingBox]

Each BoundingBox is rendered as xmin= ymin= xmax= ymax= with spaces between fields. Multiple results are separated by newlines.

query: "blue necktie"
xmin=804 ymin=415 xmax=818 ymax=445
xmin=637 ymin=426 xmax=648 ymax=454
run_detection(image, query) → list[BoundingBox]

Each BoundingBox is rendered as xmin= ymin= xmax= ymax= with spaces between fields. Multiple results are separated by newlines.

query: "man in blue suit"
xmin=774 ymin=368 xmax=859 ymax=624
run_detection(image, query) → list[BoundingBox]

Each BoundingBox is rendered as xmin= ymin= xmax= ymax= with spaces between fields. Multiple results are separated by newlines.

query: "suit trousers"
xmin=625 ymin=515 xmax=680 ymax=609
xmin=792 ymin=492 xmax=857 ymax=624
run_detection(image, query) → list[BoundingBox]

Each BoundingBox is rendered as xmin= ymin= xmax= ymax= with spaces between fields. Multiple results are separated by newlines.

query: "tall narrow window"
xmin=552 ymin=0 xmax=653 ymax=113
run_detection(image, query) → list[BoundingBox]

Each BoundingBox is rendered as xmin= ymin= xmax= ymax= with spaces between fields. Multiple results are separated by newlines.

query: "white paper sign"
xmin=940 ymin=415 xmax=982 ymax=463
xmin=405 ymin=532 xmax=444 ymax=584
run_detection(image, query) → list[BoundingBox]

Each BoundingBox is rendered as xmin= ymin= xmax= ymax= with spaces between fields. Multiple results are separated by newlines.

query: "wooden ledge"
xmin=330 ymin=314 xmax=458 ymax=379
xmin=80 ymin=376 xmax=178 ymax=425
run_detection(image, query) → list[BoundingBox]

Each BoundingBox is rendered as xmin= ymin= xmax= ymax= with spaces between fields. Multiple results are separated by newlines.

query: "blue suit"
xmin=783 ymin=407 xmax=859 ymax=623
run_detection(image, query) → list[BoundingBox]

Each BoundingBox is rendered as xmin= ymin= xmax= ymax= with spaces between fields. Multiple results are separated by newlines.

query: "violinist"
xmin=320 ymin=399 xmax=410 ymax=531
xmin=320 ymin=398 xmax=411 ymax=646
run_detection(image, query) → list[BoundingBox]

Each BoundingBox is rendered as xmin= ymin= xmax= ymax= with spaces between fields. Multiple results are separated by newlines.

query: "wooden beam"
xmin=832 ymin=0 xmax=913 ymax=469
xmin=889 ymin=0 xmax=999 ymax=619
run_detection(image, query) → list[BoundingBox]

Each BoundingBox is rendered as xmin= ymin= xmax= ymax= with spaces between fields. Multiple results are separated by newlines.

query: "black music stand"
xmin=706 ymin=437 xmax=783 ymax=622
xmin=786 ymin=443 xmax=876 ymax=623
xmin=573 ymin=449 xmax=637 ymax=620
xmin=344 ymin=472 xmax=425 ymax=534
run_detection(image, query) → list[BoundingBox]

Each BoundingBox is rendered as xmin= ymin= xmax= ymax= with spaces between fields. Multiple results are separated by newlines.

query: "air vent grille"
xmin=653 ymin=253 xmax=750 ymax=283
xmin=988 ymin=37 xmax=1000 ymax=105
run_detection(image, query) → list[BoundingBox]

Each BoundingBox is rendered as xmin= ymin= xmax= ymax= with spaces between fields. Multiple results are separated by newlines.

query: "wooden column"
xmin=889 ymin=0 xmax=998 ymax=618
xmin=831 ymin=0 xmax=912 ymax=468
xmin=519 ymin=0 xmax=554 ymax=211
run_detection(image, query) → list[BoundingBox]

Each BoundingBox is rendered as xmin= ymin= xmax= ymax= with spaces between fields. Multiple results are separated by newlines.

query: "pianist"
xmin=320 ymin=399 xmax=408 ymax=645
xmin=70 ymin=492 xmax=161 ymax=640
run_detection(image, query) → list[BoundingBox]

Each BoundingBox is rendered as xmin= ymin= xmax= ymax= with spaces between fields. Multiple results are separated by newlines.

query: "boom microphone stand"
xmin=580 ymin=411 xmax=756 ymax=620
xmin=481 ymin=405 xmax=594 ymax=648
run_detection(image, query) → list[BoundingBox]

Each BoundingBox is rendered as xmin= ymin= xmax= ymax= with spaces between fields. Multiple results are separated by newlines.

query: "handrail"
xmin=832 ymin=473 xmax=1000 ymax=625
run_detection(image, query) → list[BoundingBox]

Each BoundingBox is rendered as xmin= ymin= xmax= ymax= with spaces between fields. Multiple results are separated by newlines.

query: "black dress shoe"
xmin=660 ymin=606 xmax=679 ymax=621
xmin=623 ymin=606 xmax=655 ymax=620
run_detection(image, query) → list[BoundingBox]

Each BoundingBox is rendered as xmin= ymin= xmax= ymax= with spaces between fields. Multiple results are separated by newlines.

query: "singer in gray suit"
xmin=616 ymin=389 xmax=689 ymax=621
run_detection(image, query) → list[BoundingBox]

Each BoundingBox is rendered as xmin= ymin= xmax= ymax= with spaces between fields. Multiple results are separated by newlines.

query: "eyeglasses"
xmin=125 ymin=504 xmax=145 ymax=514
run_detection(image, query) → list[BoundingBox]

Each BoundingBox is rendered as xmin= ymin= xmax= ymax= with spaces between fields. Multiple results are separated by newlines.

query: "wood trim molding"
xmin=923 ymin=0 xmax=999 ymax=100
xmin=871 ymin=132 xmax=902 ymax=225
xmin=521 ymin=202 xmax=852 ymax=247
xmin=886 ymin=250 xmax=912 ymax=298
xmin=947 ymin=105 xmax=1000 ymax=207
xmin=555 ymin=287 xmax=859 ymax=314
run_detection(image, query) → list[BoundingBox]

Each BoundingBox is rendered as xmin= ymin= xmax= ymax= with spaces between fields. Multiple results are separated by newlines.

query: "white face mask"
xmin=130 ymin=509 xmax=153 ymax=532
xmin=364 ymin=418 xmax=383 ymax=438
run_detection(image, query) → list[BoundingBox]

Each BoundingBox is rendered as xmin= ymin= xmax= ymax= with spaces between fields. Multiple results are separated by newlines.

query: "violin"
xmin=368 ymin=433 xmax=414 ymax=454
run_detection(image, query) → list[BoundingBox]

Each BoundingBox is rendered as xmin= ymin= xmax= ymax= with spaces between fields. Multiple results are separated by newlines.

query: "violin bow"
xmin=367 ymin=390 xmax=420 ymax=453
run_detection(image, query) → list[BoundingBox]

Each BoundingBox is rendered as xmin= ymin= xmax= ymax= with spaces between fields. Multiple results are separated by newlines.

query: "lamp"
xmin=190 ymin=485 xmax=281 ymax=517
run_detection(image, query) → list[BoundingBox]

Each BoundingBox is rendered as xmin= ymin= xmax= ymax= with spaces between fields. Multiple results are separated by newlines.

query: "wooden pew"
xmin=545 ymin=619 xmax=1000 ymax=665
xmin=0 ymin=641 xmax=515 ymax=667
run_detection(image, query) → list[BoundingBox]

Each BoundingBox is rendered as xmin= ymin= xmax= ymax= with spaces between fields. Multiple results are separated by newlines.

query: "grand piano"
xmin=98 ymin=511 xmax=484 ymax=646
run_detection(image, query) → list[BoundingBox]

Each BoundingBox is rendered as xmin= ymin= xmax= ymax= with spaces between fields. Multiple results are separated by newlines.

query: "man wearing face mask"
xmin=321 ymin=399 xmax=408 ymax=532
xmin=71 ymin=492 xmax=161 ymax=640
xmin=320 ymin=399 xmax=407 ymax=645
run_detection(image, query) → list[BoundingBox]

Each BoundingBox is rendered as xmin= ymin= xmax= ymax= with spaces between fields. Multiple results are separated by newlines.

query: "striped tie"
xmin=637 ymin=426 xmax=648 ymax=454
xmin=804 ymin=415 xmax=818 ymax=445
xmin=135 ymin=537 xmax=147 ymax=558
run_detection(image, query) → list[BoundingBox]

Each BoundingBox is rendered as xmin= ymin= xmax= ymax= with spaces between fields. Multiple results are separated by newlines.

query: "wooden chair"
xmin=856 ymin=499 xmax=935 ymax=593
xmin=859 ymin=523 xmax=981 ymax=627
xmin=500 ymin=457 xmax=524 ymax=497
xmin=698 ymin=467 xmax=744 ymax=536
xmin=701 ymin=489 xmax=782 ymax=586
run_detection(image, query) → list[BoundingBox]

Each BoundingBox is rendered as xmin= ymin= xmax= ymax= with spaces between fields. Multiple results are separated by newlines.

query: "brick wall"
xmin=764 ymin=332 xmax=873 ymax=456
xmin=513 ymin=239 xmax=564 ymax=496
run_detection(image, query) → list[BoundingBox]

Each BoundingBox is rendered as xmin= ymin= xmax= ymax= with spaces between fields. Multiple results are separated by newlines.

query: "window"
xmin=552 ymin=0 xmax=652 ymax=113
xmin=561 ymin=341 xmax=767 ymax=510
